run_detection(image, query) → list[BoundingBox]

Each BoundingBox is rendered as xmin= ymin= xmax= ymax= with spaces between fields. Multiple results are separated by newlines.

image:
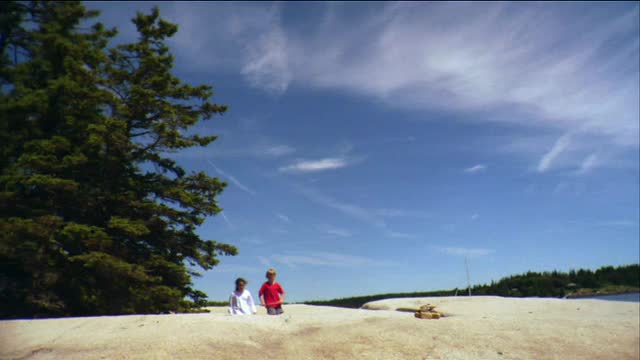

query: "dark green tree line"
xmin=305 ymin=264 xmax=640 ymax=308
xmin=471 ymin=264 xmax=639 ymax=297
xmin=0 ymin=1 xmax=236 ymax=318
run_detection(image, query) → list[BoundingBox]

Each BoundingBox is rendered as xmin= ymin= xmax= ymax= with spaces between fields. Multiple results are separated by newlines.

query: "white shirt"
xmin=229 ymin=290 xmax=257 ymax=315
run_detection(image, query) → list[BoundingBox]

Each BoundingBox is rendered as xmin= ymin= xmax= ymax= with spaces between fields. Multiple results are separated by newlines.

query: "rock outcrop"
xmin=413 ymin=304 xmax=444 ymax=319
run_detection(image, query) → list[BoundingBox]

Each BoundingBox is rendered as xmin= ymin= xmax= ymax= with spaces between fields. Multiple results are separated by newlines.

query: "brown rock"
xmin=419 ymin=304 xmax=436 ymax=312
xmin=396 ymin=307 xmax=421 ymax=313
xmin=415 ymin=311 xmax=442 ymax=319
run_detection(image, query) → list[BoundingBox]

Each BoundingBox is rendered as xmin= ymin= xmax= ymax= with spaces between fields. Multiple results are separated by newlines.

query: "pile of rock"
xmin=414 ymin=304 xmax=444 ymax=319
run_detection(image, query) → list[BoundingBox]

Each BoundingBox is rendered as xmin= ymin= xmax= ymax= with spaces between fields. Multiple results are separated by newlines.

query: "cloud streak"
xmin=297 ymin=187 xmax=387 ymax=228
xmin=297 ymin=186 xmax=433 ymax=231
xmin=576 ymin=153 xmax=600 ymax=174
xmin=271 ymin=251 xmax=382 ymax=268
xmin=207 ymin=160 xmax=256 ymax=195
xmin=318 ymin=224 xmax=352 ymax=237
xmin=374 ymin=208 xmax=430 ymax=219
xmin=279 ymin=157 xmax=350 ymax=173
xmin=387 ymin=231 xmax=416 ymax=239
xmin=596 ymin=220 xmax=638 ymax=227
xmin=103 ymin=2 xmax=640 ymax=148
xmin=464 ymin=164 xmax=487 ymax=173
xmin=264 ymin=145 xmax=296 ymax=157
xmin=537 ymin=133 xmax=572 ymax=173
xmin=294 ymin=3 xmax=639 ymax=147
xmin=175 ymin=142 xmax=295 ymax=160
xmin=105 ymin=2 xmax=638 ymax=173
xmin=163 ymin=2 xmax=638 ymax=172
xmin=220 ymin=212 xmax=233 ymax=228
xmin=257 ymin=256 xmax=272 ymax=267
xmin=276 ymin=213 xmax=291 ymax=223
xmin=214 ymin=264 xmax=261 ymax=273
xmin=435 ymin=246 xmax=495 ymax=258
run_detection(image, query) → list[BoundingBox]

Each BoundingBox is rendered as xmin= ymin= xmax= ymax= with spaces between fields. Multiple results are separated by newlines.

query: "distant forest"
xmin=303 ymin=264 xmax=640 ymax=309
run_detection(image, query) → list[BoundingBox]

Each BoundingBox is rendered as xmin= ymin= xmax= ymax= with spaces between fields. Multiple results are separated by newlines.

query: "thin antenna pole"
xmin=465 ymin=256 xmax=471 ymax=296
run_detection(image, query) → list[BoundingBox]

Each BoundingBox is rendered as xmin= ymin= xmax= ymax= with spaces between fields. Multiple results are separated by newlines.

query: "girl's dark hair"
xmin=235 ymin=278 xmax=247 ymax=290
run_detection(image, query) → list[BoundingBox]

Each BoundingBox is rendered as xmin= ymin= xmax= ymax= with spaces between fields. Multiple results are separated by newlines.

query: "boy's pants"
xmin=266 ymin=306 xmax=284 ymax=315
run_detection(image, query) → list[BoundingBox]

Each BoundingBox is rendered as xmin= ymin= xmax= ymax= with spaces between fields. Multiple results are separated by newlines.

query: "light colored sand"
xmin=1 ymin=296 xmax=638 ymax=360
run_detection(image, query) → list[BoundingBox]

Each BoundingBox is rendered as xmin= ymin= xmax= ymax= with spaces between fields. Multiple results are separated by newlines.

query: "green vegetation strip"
xmin=304 ymin=264 xmax=639 ymax=308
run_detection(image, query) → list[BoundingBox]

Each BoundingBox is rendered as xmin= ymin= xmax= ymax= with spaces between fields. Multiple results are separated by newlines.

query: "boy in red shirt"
xmin=259 ymin=268 xmax=286 ymax=315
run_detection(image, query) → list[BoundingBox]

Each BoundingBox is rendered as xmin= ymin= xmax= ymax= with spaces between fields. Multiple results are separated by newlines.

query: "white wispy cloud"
xmin=325 ymin=228 xmax=352 ymax=237
xmin=357 ymin=136 xmax=418 ymax=146
xmin=264 ymin=145 xmax=296 ymax=157
xmin=108 ymin=3 xmax=640 ymax=149
xmin=387 ymin=231 xmax=415 ymax=239
xmin=271 ymin=251 xmax=382 ymax=268
xmin=596 ymin=220 xmax=638 ymax=227
xmin=290 ymin=3 xmax=639 ymax=147
xmin=435 ymin=246 xmax=495 ymax=258
xmin=220 ymin=212 xmax=233 ymax=228
xmin=162 ymin=2 xmax=638 ymax=173
xmin=464 ymin=164 xmax=487 ymax=173
xmin=495 ymin=133 xmax=633 ymax=174
xmin=374 ymin=208 xmax=430 ymax=219
xmin=214 ymin=264 xmax=261 ymax=273
xmin=175 ymin=142 xmax=295 ymax=160
xmin=279 ymin=157 xmax=350 ymax=173
xmin=257 ymin=256 xmax=272 ymax=267
xmin=297 ymin=187 xmax=387 ymax=228
xmin=298 ymin=187 xmax=432 ymax=229
xmin=576 ymin=153 xmax=600 ymax=174
xmin=206 ymin=160 xmax=256 ymax=195
xmin=537 ymin=133 xmax=572 ymax=173
xmin=240 ymin=8 xmax=291 ymax=94
xmin=318 ymin=225 xmax=352 ymax=237
xmin=276 ymin=213 xmax=291 ymax=223
xmin=166 ymin=2 xmax=292 ymax=93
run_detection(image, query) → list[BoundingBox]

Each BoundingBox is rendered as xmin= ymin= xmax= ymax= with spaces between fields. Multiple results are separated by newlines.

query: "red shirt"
xmin=259 ymin=282 xmax=284 ymax=308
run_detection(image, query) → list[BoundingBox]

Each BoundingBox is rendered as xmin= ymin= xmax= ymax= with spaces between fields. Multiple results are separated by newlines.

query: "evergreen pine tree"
xmin=0 ymin=1 xmax=236 ymax=318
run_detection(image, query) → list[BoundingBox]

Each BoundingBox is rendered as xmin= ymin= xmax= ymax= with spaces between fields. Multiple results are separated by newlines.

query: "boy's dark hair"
xmin=235 ymin=278 xmax=247 ymax=289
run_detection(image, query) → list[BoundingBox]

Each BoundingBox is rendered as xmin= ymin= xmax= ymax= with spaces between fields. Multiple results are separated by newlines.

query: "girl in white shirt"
xmin=229 ymin=277 xmax=257 ymax=315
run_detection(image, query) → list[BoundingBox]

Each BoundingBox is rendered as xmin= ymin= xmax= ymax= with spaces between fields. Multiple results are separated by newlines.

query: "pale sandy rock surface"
xmin=1 ymin=296 xmax=638 ymax=360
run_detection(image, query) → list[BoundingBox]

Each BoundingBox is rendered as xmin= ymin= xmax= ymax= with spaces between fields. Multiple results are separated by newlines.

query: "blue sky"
xmin=89 ymin=2 xmax=639 ymax=302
